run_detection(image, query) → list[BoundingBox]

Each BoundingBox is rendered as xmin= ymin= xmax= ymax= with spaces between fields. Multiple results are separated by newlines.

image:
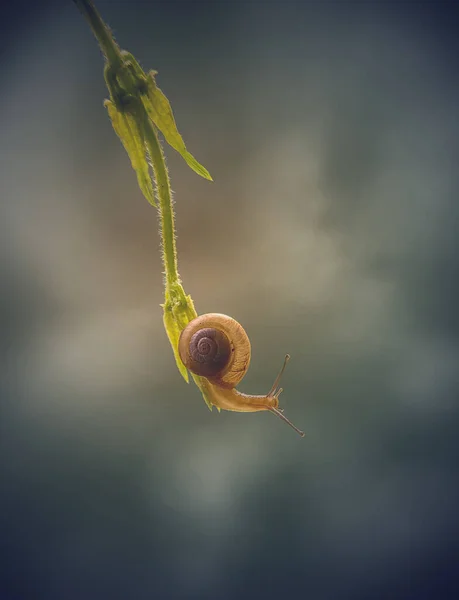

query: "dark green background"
xmin=1 ymin=1 xmax=458 ymax=598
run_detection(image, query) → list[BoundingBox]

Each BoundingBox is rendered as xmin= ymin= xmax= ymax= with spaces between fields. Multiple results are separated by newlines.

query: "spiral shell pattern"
xmin=188 ymin=327 xmax=232 ymax=377
xmin=178 ymin=313 xmax=251 ymax=387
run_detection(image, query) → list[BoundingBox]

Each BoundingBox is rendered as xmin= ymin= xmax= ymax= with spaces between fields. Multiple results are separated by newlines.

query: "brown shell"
xmin=178 ymin=313 xmax=251 ymax=388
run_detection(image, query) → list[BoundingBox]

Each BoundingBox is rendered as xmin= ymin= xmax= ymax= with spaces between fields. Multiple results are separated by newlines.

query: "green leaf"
xmin=141 ymin=72 xmax=213 ymax=181
xmin=163 ymin=301 xmax=214 ymax=410
xmin=190 ymin=374 xmax=214 ymax=411
xmin=163 ymin=303 xmax=189 ymax=383
xmin=104 ymin=99 xmax=156 ymax=206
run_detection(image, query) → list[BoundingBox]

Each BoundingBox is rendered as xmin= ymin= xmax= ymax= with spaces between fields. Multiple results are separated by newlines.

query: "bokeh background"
xmin=1 ymin=1 xmax=459 ymax=598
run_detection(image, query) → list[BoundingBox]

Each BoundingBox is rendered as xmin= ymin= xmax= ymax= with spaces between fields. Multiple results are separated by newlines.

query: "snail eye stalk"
xmin=267 ymin=354 xmax=290 ymax=398
xmin=267 ymin=354 xmax=305 ymax=438
xmin=268 ymin=406 xmax=305 ymax=437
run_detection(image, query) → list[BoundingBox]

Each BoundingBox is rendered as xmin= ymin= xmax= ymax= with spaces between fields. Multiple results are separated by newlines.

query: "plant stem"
xmin=75 ymin=0 xmax=211 ymax=404
xmin=143 ymin=117 xmax=180 ymax=287
xmin=73 ymin=0 xmax=123 ymax=68
xmin=73 ymin=0 xmax=180 ymax=289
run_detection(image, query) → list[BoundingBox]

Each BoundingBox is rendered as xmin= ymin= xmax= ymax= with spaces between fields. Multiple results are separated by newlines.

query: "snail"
xmin=178 ymin=313 xmax=305 ymax=437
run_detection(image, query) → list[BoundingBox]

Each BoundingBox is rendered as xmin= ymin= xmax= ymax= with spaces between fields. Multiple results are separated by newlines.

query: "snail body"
xmin=178 ymin=313 xmax=304 ymax=436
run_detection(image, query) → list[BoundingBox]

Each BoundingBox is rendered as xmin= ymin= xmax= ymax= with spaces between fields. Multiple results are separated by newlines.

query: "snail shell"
xmin=178 ymin=313 xmax=250 ymax=389
xmin=178 ymin=313 xmax=304 ymax=437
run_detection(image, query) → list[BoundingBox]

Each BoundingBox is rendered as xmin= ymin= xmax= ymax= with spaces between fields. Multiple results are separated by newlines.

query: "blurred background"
xmin=1 ymin=0 xmax=459 ymax=598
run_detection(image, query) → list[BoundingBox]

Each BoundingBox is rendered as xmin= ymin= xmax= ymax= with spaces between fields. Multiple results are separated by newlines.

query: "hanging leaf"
xmin=105 ymin=99 xmax=156 ymax=206
xmin=190 ymin=373 xmax=214 ymax=411
xmin=162 ymin=302 xmax=189 ymax=383
xmin=141 ymin=72 xmax=213 ymax=181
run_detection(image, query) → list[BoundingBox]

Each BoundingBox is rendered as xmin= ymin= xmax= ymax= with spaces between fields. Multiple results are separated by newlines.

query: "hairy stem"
xmin=73 ymin=0 xmax=179 ymax=290
xmin=142 ymin=117 xmax=179 ymax=287
xmin=72 ymin=0 xmax=123 ymax=67
xmin=74 ymin=0 xmax=212 ymax=404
